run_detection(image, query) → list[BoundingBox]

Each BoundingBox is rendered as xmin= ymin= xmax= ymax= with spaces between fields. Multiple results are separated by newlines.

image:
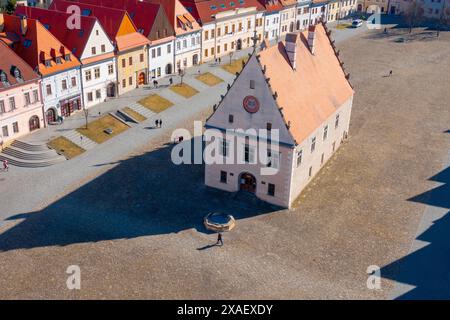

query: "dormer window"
xmin=55 ymin=57 xmax=62 ymax=64
xmin=45 ymin=59 xmax=52 ymax=67
xmin=0 ymin=70 xmax=8 ymax=85
xmin=64 ymin=54 xmax=71 ymax=61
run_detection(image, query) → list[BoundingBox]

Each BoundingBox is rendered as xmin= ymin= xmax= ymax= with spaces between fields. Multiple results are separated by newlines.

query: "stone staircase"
xmin=0 ymin=140 xmax=66 ymax=168
xmin=127 ymin=102 xmax=156 ymax=119
xmin=62 ymin=130 xmax=97 ymax=151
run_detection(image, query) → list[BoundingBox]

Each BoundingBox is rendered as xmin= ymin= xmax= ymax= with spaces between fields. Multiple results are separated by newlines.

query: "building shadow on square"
xmin=0 ymin=136 xmax=281 ymax=252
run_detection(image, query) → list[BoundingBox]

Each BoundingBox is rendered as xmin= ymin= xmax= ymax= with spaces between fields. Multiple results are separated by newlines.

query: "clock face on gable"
xmin=242 ymin=95 xmax=260 ymax=113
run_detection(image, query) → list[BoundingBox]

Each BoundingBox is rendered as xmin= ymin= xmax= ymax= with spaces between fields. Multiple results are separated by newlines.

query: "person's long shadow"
xmin=0 ymin=136 xmax=280 ymax=252
xmin=381 ymin=163 xmax=450 ymax=299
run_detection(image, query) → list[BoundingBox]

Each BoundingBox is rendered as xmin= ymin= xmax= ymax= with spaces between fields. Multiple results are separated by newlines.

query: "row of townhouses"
xmin=1 ymin=0 xmax=361 ymax=145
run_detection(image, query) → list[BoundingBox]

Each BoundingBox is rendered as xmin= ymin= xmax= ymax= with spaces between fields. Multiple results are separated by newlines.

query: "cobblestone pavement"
xmin=0 ymin=27 xmax=449 ymax=299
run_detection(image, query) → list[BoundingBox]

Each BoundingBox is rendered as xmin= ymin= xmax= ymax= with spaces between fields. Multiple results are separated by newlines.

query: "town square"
xmin=0 ymin=0 xmax=449 ymax=301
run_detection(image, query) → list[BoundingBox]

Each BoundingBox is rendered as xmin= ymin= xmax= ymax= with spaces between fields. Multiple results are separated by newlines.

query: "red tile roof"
xmin=0 ymin=14 xmax=81 ymax=76
xmin=62 ymin=0 xmax=162 ymax=38
xmin=146 ymin=0 xmax=201 ymax=35
xmin=257 ymin=0 xmax=283 ymax=13
xmin=258 ymin=24 xmax=354 ymax=143
xmin=0 ymin=40 xmax=40 ymax=90
xmin=14 ymin=5 xmax=100 ymax=60
xmin=181 ymin=0 xmax=265 ymax=24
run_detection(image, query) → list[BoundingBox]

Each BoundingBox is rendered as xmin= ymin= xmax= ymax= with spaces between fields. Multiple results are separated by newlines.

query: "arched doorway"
xmin=165 ymin=63 xmax=172 ymax=75
xmin=296 ymin=20 xmax=300 ymax=30
xmin=192 ymin=54 xmax=199 ymax=66
xmin=357 ymin=4 xmax=362 ymax=11
xmin=107 ymin=82 xmax=116 ymax=97
xmin=239 ymin=172 xmax=256 ymax=193
xmin=237 ymin=39 xmax=242 ymax=50
xmin=29 ymin=115 xmax=40 ymax=131
xmin=46 ymin=108 xmax=56 ymax=124
xmin=138 ymin=72 xmax=146 ymax=85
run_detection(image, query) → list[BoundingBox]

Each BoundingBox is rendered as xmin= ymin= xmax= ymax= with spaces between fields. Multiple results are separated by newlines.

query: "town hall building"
xmin=204 ymin=23 xmax=354 ymax=208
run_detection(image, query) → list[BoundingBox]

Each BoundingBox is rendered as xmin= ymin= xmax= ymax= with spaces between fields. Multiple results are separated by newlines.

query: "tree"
xmin=178 ymin=68 xmax=185 ymax=85
xmin=404 ymin=0 xmax=425 ymax=33
xmin=5 ymin=0 xmax=17 ymax=14
xmin=83 ymin=108 xmax=89 ymax=129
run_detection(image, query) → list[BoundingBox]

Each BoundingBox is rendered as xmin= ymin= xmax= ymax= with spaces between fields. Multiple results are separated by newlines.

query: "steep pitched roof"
xmin=0 ymin=14 xmax=81 ymax=76
xmin=257 ymin=0 xmax=283 ymax=13
xmin=0 ymin=40 xmax=40 ymax=90
xmin=180 ymin=0 xmax=264 ymax=24
xmin=49 ymin=0 xmax=149 ymax=50
xmin=14 ymin=5 xmax=100 ymax=60
xmin=257 ymin=24 xmax=353 ymax=143
xmin=147 ymin=0 xmax=201 ymax=35
xmin=63 ymin=0 xmax=174 ymax=41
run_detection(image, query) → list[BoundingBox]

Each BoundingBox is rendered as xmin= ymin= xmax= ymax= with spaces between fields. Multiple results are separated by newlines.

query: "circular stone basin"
xmin=204 ymin=212 xmax=236 ymax=232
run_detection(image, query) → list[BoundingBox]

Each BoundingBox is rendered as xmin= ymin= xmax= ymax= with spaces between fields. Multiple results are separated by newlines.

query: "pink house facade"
xmin=0 ymin=41 xmax=44 ymax=146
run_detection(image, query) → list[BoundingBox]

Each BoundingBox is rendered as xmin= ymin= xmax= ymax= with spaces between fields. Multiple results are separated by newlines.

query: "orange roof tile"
xmin=0 ymin=14 xmax=80 ymax=77
xmin=258 ymin=24 xmax=354 ymax=144
xmin=116 ymin=32 xmax=150 ymax=52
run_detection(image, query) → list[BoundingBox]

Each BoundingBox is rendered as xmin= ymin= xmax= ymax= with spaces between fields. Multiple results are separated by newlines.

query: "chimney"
xmin=284 ymin=33 xmax=298 ymax=70
xmin=308 ymin=25 xmax=316 ymax=55
xmin=20 ymin=16 xmax=28 ymax=36
xmin=0 ymin=14 xmax=4 ymax=33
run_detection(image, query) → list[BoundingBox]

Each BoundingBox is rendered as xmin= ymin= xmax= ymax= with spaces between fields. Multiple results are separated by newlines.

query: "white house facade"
xmin=149 ymin=38 xmax=176 ymax=79
xmin=296 ymin=0 xmax=312 ymax=30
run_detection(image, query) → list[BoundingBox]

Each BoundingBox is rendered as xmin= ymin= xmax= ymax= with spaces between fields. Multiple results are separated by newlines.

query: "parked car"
xmin=352 ymin=19 xmax=363 ymax=28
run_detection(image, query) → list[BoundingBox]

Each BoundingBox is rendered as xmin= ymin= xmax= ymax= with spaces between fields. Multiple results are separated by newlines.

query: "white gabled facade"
xmin=79 ymin=20 xmax=117 ymax=108
xmin=149 ymin=39 xmax=175 ymax=79
xmin=41 ymin=67 xmax=83 ymax=119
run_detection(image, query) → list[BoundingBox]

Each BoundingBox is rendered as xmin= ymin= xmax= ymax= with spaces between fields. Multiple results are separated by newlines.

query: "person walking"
xmin=389 ymin=70 xmax=393 ymax=77
xmin=3 ymin=159 xmax=9 ymax=172
xmin=216 ymin=233 xmax=223 ymax=246
xmin=169 ymin=77 xmax=173 ymax=85
xmin=159 ymin=119 xmax=162 ymax=128
xmin=155 ymin=119 xmax=159 ymax=128
xmin=218 ymin=57 xmax=221 ymax=64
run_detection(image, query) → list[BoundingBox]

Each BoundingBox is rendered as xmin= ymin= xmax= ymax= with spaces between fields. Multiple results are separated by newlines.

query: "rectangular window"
xmin=250 ymin=80 xmax=255 ymax=89
xmin=204 ymin=30 xmax=209 ymax=40
xmin=204 ymin=49 xmax=208 ymax=57
xmin=62 ymin=79 xmax=67 ymax=90
xmin=157 ymin=48 xmax=161 ymax=57
xmin=46 ymin=84 xmax=52 ymax=95
xmin=71 ymin=77 xmax=77 ymax=87
xmin=33 ymin=90 xmax=39 ymax=102
xmin=129 ymin=57 xmax=133 ymax=65
xmin=157 ymin=67 xmax=161 ymax=77
xmin=85 ymin=70 xmax=92 ymax=81
xmin=2 ymin=125 xmax=8 ymax=137
xmin=0 ymin=100 xmax=5 ymax=113
xmin=87 ymin=92 xmax=93 ymax=101
xmin=224 ymin=43 xmax=228 ymax=51
xmin=232 ymin=24 xmax=235 ymax=33
xmin=335 ymin=114 xmax=340 ymax=128
xmin=247 ymin=20 xmax=251 ymax=29
xmin=24 ymin=92 xmax=31 ymax=105
xmin=129 ymin=76 xmax=132 ymax=86
xmin=220 ymin=171 xmax=227 ymax=183
xmin=108 ymin=64 xmax=114 ymax=75
xmin=266 ymin=122 xmax=272 ymax=131
xmin=238 ymin=22 xmax=242 ymax=32
xmin=323 ymin=125 xmax=328 ymax=141
xmin=228 ymin=114 xmax=234 ymax=123
xmin=191 ymin=38 xmax=195 ymax=46
xmin=211 ymin=29 xmax=215 ymax=38
xmin=225 ymin=25 xmax=229 ymax=34
xmin=91 ymin=47 xmax=96 ymax=55
xmin=152 ymin=49 xmax=156 ymax=58
xmin=267 ymin=150 xmax=279 ymax=169
xmin=96 ymin=89 xmax=101 ymax=99
xmin=94 ymin=68 xmax=100 ymax=79
xmin=268 ymin=183 xmax=275 ymax=196
xmin=12 ymin=122 xmax=19 ymax=133
xmin=167 ymin=44 xmax=171 ymax=53
xmin=122 ymin=79 xmax=126 ymax=88
xmin=311 ymin=137 xmax=316 ymax=153
xmin=217 ymin=27 xmax=221 ymax=37
xmin=217 ymin=45 xmax=221 ymax=54
xmin=177 ymin=41 xmax=181 ymax=50
xmin=296 ymin=150 xmax=302 ymax=167
xmin=244 ymin=144 xmax=255 ymax=163
xmin=122 ymin=59 xmax=126 ymax=68
xmin=101 ymin=44 xmax=106 ymax=53
xmin=183 ymin=39 xmax=187 ymax=48
xmin=219 ymin=139 xmax=229 ymax=157
xmin=140 ymin=53 xmax=144 ymax=62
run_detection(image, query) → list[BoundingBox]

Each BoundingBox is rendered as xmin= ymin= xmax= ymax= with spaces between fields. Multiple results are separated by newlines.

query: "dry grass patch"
xmin=48 ymin=136 xmax=85 ymax=159
xmin=76 ymin=114 xmax=129 ymax=144
xmin=138 ymin=94 xmax=173 ymax=113
xmin=336 ymin=23 xmax=351 ymax=30
xmin=123 ymin=107 xmax=147 ymax=122
xmin=170 ymin=83 xmax=199 ymax=98
xmin=196 ymin=72 xmax=223 ymax=86
xmin=221 ymin=57 xmax=249 ymax=74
